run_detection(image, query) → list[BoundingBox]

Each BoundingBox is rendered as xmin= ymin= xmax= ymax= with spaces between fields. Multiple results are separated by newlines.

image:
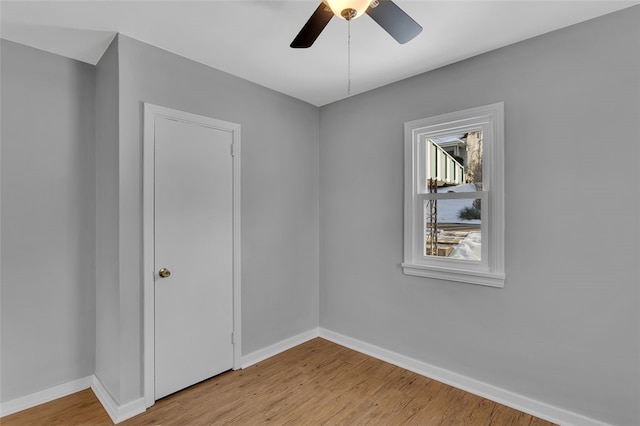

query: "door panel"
xmin=154 ymin=116 xmax=234 ymax=400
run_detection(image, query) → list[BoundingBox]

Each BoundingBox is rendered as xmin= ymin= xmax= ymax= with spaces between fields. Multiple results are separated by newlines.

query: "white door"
xmin=154 ymin=116 xmax=234 ymax=400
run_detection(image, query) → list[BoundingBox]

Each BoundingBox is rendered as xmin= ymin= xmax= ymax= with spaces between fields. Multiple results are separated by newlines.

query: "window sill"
xmin=401 ymin=263 xmax=505 ymax=288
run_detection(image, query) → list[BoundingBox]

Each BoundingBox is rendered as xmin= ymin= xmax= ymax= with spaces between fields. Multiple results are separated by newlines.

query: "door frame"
xmin=142 ymin=103 xmax=242 ymax=408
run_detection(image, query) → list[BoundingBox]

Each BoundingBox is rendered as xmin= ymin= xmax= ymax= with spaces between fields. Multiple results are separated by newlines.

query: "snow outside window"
xmin=402 ymin=103 xmax=505 ymax=287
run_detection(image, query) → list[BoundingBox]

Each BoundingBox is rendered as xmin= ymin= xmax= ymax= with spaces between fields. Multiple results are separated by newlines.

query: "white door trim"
xmin=142 ymin=103 xmax=241 ymax=408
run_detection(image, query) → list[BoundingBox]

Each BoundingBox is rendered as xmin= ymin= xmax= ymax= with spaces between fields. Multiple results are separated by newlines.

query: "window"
xmin=402 ymin=103 xmax=505 ymax=287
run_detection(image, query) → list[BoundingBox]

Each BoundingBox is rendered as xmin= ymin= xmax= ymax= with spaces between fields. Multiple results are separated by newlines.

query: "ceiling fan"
xmin=291 ymin=0 xmax=422 ymax=48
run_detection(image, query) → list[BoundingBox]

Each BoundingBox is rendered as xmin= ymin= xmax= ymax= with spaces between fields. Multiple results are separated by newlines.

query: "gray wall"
xmin=94 ymin=35 xmax=320 ymax=402
xmin=319 ymin=7 xmax=639 ymax=426
xmin=94 ymin=36 xmax=121 ymax=401
xmin=1 ymin=40 xmax=96 ymax=402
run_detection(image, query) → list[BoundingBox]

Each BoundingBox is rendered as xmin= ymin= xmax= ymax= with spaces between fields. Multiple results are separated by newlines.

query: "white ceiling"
xmin=2 ymin=0 xmax=638 ymax=106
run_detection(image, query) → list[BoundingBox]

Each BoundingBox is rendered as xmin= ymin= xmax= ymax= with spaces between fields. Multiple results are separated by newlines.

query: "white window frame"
xmin=402 ymin=102 xmax=505 ymax=287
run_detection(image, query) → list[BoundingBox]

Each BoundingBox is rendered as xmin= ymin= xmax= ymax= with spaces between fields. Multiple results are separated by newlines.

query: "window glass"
xmin=424 ymin=198 xmax=481 ymax=260
xmin=423 ymin=130 xmax=483 ymax=260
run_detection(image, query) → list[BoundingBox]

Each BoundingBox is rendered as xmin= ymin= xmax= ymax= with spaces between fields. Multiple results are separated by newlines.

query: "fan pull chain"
xmin=347 ymin=18 xmax=351 ymax=96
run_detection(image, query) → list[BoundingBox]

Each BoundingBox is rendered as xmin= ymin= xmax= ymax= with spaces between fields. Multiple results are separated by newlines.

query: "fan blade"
xmin=366 ymin=0 xmax=422 ymax=44
xmin=290 ymin=2 xmax=334 ymax=48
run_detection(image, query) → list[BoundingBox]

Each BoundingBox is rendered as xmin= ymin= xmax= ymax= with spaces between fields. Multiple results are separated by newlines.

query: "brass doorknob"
xmin=158 ymin=268 xmax=171 ymax=278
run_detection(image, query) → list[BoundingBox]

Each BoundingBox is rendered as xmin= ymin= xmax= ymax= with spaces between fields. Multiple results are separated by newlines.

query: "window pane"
xmin=428 ymin=130 xmax=483 ymax=191
xmin=424 ymin=198 xmax=481 ymax=260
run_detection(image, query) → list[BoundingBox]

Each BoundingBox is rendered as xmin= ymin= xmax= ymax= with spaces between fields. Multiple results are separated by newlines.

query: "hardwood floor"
xmin=2 ymin=338 xmax=555 ymax=425
xmin=1 ymin=389 xmax=111 ymax=425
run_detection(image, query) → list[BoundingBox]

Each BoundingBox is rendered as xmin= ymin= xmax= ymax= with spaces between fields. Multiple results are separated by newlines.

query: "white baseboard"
xmin=241 ymin=327 xmax=320 ymax=368
xmin=91 ymin=375 xmax=145 ymax=424
xmin=319 ymin=328 xmax=609 ymax=426
xmin=0 ymin=327 xmax=317 ymax=422
xmin=0 ymin=376 xmax=93 ymax=417
xmin=0 ymin=330 xmax=609 ymax=426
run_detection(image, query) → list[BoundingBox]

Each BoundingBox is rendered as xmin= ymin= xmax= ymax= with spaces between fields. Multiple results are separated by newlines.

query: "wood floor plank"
xmin=2 ymin=339 xmax=556 ymax=425
xmin=1 ymin=388 xmax=112 ymax=426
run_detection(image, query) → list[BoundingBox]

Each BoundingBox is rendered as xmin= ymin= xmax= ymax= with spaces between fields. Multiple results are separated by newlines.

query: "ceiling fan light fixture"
xmin=290 ymin=0 xmax=422 ymax=49
xmin=325 ymin=0 xmax=372 ymax=20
